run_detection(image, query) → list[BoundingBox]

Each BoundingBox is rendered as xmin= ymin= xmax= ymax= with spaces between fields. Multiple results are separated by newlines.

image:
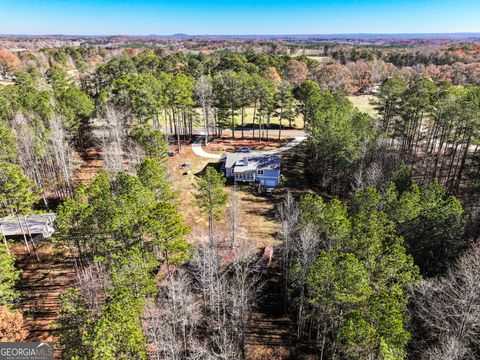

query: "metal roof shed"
xmin=0 ymin=214 xmax=56 ymax=240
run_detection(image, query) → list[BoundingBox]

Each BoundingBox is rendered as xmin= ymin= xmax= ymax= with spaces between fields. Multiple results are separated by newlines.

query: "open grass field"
xmin=306 ymin=55 xmax=330 ymax=63
xmin=227 ymin=107 xmax=304 ymax=129
xmin=159 ymin=106 xmax=305 ymax=130
xmin=348 ymin=94 xmax=379 ymax=118
xmin=160 ymin=97 xmax=376 ymax=131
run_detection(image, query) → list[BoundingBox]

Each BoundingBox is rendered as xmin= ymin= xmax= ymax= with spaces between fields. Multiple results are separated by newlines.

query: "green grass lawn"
xmin=227 ymin=106 xmax=304 ymax=129
xmin=348 ymin=95 xmax=379 ymax=118
xmin=306 ymin=56 xmax=330 ymax=63
xmin=159 ymin=106 xmax=305 ymax=130
xmin=157 ymin=96 xmax=376 ymax=130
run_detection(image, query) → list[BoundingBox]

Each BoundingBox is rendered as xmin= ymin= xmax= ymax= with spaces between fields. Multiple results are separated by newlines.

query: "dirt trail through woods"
xmin=246 ymin=270 xmax=295 ymax=359
xmin=14 ymin=244 xmax=76 ymax=343
xmin=246 ymin=268 xmax=319 ymax=359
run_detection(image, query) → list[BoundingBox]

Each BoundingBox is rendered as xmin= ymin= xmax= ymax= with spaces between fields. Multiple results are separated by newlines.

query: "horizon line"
xmin=1 ymin=32 xmax=480 ymax=38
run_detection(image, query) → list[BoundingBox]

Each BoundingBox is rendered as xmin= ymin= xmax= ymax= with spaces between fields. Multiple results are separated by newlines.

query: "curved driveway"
xmin=192 ymin=134 xmax=307 ymax=159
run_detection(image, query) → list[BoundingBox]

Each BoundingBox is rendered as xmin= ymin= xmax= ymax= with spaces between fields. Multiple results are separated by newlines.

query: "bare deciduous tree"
xmin=228 ymin=185 xmax=240 ymax=246
xmin=294 ymin=224 xmax=320 ymax=338
xmin=49 ymin=113 xmax=78 ymax=195
xmin=424 ymin=336 xmax=471 ymax=360
xmin=143 ymin=273 xmax=203 ymax=360
xmin=195 ymin=76 xmax=213 ymax=144
xmin=230 ymin=239 xmax=260 ymax=359
xmin=101 ymin=107 xmax=126 ymax=174
xmin=277 ymin=190 xmax=300 ymax=312
xmin=11 ymin=111 xmax=80 ymax=201
xmin=194 ymin=239 xmax=260 ymax=360
xmin=11 ymin=112 xmax=46 ymax=201
xmin=412 ymin=243 xmax=480 ymax=359
xmin=75 ymin=262 xmax=110 ymax=315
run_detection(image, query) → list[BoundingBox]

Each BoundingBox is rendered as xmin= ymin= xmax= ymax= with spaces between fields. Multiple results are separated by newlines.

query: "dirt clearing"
xmin=13 ymin=244 xmax=75 ymax=343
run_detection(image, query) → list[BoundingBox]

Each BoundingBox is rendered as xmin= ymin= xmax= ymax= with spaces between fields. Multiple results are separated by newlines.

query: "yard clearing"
xmin=169 ymin=132 xmax=314 ymax=249
xmin=168 ymin=139 xmax=280 ymax=247
xmin=348 ymin=94 xmax=378 ymax=117
xmin=204 ymin=135 xmax=294 ymax=154
xmin=13 ymin=244 xmax=75 ymax=346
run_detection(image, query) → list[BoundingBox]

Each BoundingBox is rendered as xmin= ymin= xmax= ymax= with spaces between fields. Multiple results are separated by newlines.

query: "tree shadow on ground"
xmin=194 ymin=161 xmax=223 ymax=178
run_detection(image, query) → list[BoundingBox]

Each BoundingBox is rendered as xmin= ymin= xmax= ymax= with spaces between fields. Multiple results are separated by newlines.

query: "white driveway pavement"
xmin=192 ymin=135 xmax=307 ymax=159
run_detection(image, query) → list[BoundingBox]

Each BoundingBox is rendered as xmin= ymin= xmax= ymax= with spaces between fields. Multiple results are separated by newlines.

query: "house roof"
xmin=0 ymin=214 xmax=56 ymax=238
xmin=223 ymin=153 xmax=249 ymax=169
xmin=233 ymin=162 xmax=257 ymax=173
xmin=251 ymin=155 xmax=281 ymax=171
xmin=224 ymin=153 xmax=281 ymax=172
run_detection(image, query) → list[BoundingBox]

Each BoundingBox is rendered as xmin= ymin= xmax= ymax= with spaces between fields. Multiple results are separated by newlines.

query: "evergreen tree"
xmin=0 ymin=161 xmax=37 ymax=216
xmin=195 ymin=166 xmax=228 ymax=243
xmin=0 ymin=123 xmax=16 ymax=162
xmin=291 ymin=189 xmax=419 ymax=359
xmin=0 ymin=243 xmax=20 ymax=306
xmin=137 ymin=157 xmax=174 ymax=201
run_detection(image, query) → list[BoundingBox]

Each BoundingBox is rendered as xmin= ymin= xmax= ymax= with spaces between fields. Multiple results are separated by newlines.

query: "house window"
xmin=257 ymin=170 xmax=264 ymax=175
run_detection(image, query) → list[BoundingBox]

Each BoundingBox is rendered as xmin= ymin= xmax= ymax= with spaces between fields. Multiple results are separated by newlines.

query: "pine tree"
xmin=195 ymin=166 xmax=228 ymax=244
xmin=0 ymin=243 xmax=20 ymax=306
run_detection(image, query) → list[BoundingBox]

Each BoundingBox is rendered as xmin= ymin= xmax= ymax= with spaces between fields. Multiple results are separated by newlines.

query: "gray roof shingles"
xmin=223 ymin=153 xmax=281 ymax=171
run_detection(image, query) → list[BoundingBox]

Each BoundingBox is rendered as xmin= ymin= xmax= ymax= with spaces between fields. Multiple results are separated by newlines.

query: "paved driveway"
xmin=192 ymin=134 xmax=307 ymax=159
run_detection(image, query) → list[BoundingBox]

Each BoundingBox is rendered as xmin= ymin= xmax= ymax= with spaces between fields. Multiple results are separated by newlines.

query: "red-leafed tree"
xmin=0 ymin=306 xmax=29 ymax=342
xmin=286 ymin=60 xmax=309 ymax=85
xmin=0 ymin=49 xmax=20 ymax=78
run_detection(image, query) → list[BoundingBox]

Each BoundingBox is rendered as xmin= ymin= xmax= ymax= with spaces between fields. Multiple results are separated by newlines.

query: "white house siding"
xmin=234 ymin=171 xmax=256 ymax=182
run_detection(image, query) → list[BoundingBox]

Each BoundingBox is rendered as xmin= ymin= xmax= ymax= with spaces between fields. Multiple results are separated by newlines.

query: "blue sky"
xmin=0 ymin=0 xmax=478 ymax=35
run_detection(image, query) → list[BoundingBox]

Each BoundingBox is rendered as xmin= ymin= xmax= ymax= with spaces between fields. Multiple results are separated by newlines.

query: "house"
xmin=0 ymin=214 xmax=56 ymax=241
xmin=221 ymin=153 xmax=281 ymax=188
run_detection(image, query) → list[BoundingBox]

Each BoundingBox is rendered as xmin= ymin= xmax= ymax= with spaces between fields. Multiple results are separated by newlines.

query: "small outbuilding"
xmin=0 ymin=213 xmax=56 ymax=241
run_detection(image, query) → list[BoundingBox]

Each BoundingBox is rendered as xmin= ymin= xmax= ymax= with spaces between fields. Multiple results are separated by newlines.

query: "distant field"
xmin=160 ymin=98 xmax=378 ymax=129
xmin=160 ymin=107 xmax=305 ymax=130
xmin=228 ymin=107 xmax=304 ymax=129
xmin=348 ymin=95 xmax=378 ymax=117
xmin=306 ymin=56 xmax=330 ymax=63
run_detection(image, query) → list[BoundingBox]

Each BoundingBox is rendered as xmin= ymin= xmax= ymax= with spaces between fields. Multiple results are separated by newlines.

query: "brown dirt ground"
xmin=13 ymin=243 xmax=75 ymax=345
xmin=167 ymin=143 xmax=212 ymax=234
xmin=205 ymin=135 xmax=293 ymax=154
xmin=74 ymin=147 xmax=103 ymax=185
xmin=167 ymin=141 xmax=278 ymax=247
